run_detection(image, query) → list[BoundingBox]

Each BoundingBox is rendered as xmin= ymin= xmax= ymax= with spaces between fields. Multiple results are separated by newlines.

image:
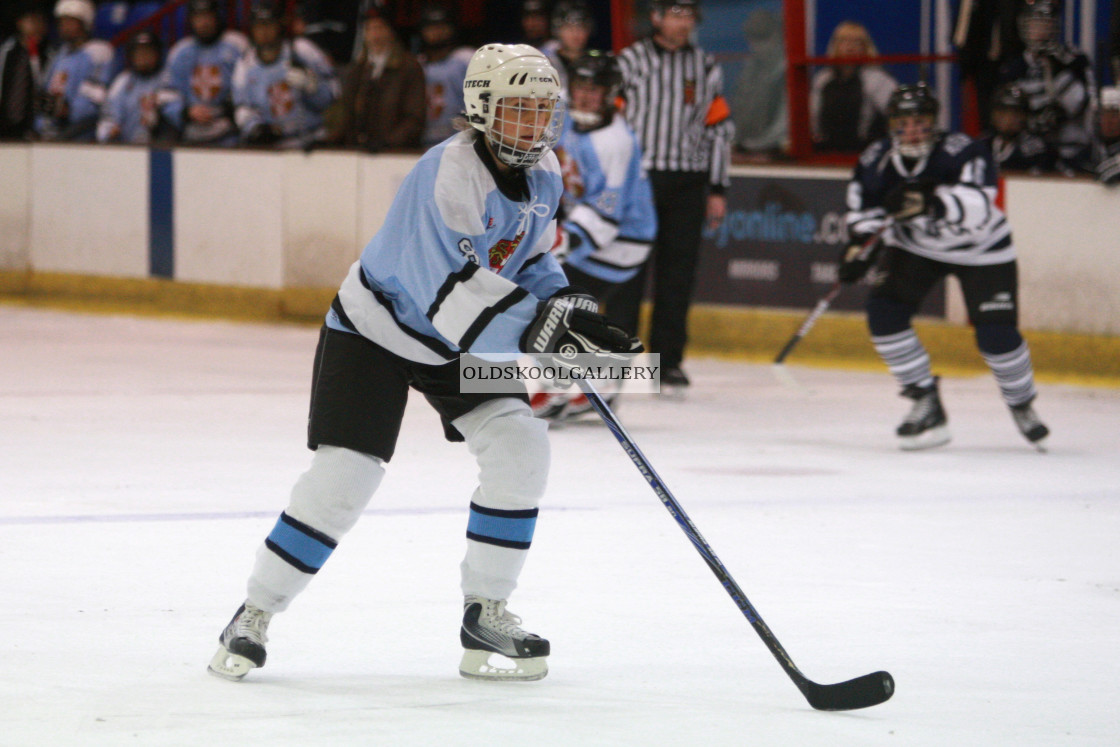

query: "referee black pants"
xmin=611 ymin=170 xmax=708 ymax=370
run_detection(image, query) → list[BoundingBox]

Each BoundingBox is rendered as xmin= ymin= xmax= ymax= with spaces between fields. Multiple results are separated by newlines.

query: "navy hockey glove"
xmin=883 ymin=179 xmax=944 ymax=221
xmin=837 ymin=235 xmax=883 ymax=284
xmin=520 ymin=296 xmax=643 ymax=372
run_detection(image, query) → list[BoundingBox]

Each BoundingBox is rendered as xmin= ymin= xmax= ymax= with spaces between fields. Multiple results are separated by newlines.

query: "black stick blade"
xmin=803 ymin=671 xmax=895 ymax=711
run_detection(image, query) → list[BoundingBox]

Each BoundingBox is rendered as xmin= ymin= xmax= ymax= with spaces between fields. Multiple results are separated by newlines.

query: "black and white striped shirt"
xmin=617 ymin=37 xmax=734 ymax=189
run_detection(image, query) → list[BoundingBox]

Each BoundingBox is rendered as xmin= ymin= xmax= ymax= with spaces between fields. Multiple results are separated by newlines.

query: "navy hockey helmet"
xmin=187 ymin=0 xmax=221 ymax=16
xmin=250 ymin=0 xmax=283 ymax=25
xmin=551 ymin=1 xmax=594 ymax=35
xmin=652 ymin=0 xmax=701 ymax=21
xmin=887 ymin=83 xmax=940 ymax=158
xmin=568 ymin=50 xmax=621 ymax=130
xmin=418 ymin=4 xmax=455 ymax=29
xmin=991 ymin=83 xmax=1028 ymax=113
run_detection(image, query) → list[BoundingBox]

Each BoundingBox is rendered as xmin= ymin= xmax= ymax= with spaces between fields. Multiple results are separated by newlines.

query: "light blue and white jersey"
xmin=96 ymin=70 xmax=164 ymax=143
xmin=555 ymin=114 xmax=657 ymax=284
xmin=329 ymin=130 xmax=568 ymax=364
xmin=160 ymin=30 xmax=248 ymax=143
xmin=420 ymin=49 xmax=470 ymax=148
xmin=232 ymin=38 xmax=338 ymax=144
xmin=35 ymin=39 xmax=114 ymax=140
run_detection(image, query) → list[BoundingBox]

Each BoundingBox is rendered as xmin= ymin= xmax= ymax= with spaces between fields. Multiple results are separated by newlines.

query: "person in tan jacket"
xmin=328 ymin=5 xmax=425 ymax=152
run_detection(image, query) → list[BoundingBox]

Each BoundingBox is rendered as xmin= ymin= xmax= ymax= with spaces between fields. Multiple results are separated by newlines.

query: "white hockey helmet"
xmin=55 ymin=0 xmax=95 ymax=27
xmin=463 ymin=43 xmax=564 ymax=169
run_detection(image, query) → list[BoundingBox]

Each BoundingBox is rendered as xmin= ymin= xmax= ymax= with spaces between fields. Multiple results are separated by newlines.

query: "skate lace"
xmin=903 ymin=394 xmax=934 ymax=425
xmin=481 ymin=600 xmax=530 ymax=638
xmin=235 ymin=605 xmax=271 ymax=644
xmin=1012 ymin=405 xmax=1041 ymax=430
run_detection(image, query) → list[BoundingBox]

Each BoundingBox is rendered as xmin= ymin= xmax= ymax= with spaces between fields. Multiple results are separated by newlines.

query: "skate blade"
xmin=898 ymin=425 xmax=951 ymax=451
xmin=1030 ymin=436 xmax=1048 ymax=453
xmin=459 ymin=649 xmax=548 ymax=681
xmin=658 ymin=385 xmax=687 ymax=401
xmin=207 ymin=646 xmax=257 ymax=681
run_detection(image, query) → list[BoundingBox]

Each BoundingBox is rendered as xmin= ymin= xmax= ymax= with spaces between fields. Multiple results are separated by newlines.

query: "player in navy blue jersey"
xmin=208 ymin=43 xmax=641 ymax=685
xmin=840 ymin=83 xmax=1049 ymax=451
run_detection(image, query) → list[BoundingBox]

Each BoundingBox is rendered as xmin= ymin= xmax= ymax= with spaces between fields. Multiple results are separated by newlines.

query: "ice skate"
xmin=897 ymin=377 xmax=950 ymax=450
xmin=207 ymin=602 xmax=272 ymax=681
xmin=459 ymin=596 xmax=549 ymax=681
xmin=1010 ymin=397 xmax=1049 ymax=451
xmin=660 ymin=366 xmax=690 ymax=399
xmin=530 ymin=390 xmax=571 ymax=420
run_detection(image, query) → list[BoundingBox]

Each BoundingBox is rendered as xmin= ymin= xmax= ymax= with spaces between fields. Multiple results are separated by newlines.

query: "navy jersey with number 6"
xmin=847 ymin=133 xmax=1014 ymax=266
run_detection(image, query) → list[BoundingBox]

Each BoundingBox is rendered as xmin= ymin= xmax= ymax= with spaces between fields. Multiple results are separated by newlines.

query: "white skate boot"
xmin=207 ymin=602 xmax=272 ymax=681
xmin=459 ymin=596 xmax=549 ymax=681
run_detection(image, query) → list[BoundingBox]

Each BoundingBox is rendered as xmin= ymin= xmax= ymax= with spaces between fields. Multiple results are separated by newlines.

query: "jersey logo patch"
xmin=488 ymin=231 xmax=525 ymax=272
xmin=191 ymin=64 xmax=223 ymax=102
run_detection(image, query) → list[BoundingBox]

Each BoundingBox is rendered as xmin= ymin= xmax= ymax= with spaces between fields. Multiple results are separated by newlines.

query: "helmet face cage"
xmin=464 ymin=44 xmax=564 ymax=169
xmin=887 ymin=84 xmax=940 ymax=158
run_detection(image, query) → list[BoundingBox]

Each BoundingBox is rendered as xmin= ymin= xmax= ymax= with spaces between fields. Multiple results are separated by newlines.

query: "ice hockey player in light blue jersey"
xmin=208 ymin=44 xmax=641 ymax=686
xmin=159 ymin=0 xmax=248 ymax=145
xmin=532 ymin=50 xmax=657 ymax=420
xmin=35 ymin=0 xmax=113 ymax=142
xmin=97 ymin=32 xmax=172 ymax=144
xmin=232 ymin=1 xmax=338 ymax=148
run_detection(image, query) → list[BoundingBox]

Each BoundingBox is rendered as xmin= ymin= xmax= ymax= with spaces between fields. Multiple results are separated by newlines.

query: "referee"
xmin=614 ymin=0 xmax=733 ymax=391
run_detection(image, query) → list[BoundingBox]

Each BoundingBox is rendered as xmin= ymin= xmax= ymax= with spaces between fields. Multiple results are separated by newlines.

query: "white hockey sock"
xmin=872 ymin=329 xmax=934 ymax=388
xmin=982 ymin=341 xmax=1038 ymax=407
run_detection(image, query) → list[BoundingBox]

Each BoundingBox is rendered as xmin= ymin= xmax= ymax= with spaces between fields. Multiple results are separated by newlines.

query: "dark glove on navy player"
xmin=837 ymin=234 xmax=883 ymax=284
xmin=521 ymin=295 xmax=643 ymax=372
xmin=883 ymin=179 xmax=944 ymax=221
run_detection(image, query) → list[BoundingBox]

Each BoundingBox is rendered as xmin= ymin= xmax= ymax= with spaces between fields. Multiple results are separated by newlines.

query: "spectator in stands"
xmin=984 ymin=82 xmax=1055 ymax=173
xmin=97 ymin=30 xmax=175 ymax=144
xmin=160 ymin=0 xmax=249 ymax=146
xmin=517 ymin=0 xmax=552 ymax=49
xmin=0 ymin=2 xmax=50 ymax=141
xmin=232 ymin=0 xmax=338 ymax=149
xmin=730 ymin=6 xmax=787 ymax=157
xmin=997 ymin=0 xmax=1094 ymax=174
xmin=326 ymin=5 xmax=424 ymax=152
xmin=35 ymin=0 xmax=113 ymax=142
xmin=416 ymin=3 xmax=472 ymax=149
xmin=541 ymin=1 xmax=593 ymax=90
xmin=809 ymin=20 xmax=896 ymax=153
xmin=1091 ymin=85 xmax=1120 ymax=185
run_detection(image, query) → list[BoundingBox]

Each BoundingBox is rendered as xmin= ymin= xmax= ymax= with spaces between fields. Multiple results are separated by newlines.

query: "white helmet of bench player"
xmin=463 ymin=43 xmax=564 ymax=169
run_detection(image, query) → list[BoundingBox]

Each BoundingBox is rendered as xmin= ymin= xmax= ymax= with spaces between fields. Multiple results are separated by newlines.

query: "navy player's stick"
xmin=573 ymin=376 xmax=894 ymax=711
xmin=772 ymin=222 xmax=891 ymax=366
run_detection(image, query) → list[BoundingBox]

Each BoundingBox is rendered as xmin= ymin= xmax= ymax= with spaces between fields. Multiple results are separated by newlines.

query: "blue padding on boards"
xmin=466 ymin=504 xmax=537 ymax=549
xmin=265 ymin=514 xmax=335 ymax=572
xmin=148 ymin=148 xmax=173 ymax=278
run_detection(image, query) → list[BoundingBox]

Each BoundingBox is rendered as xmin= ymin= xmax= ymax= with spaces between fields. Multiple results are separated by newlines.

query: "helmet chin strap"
xmin=570 ymin=110 xmax=602 ymax=128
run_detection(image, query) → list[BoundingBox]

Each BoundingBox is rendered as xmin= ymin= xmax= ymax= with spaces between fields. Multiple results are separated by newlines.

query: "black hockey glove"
xmin=520 ymin=296 xmax=643 ymax=372
xmin=837 ymin=235 xmax=883 ymax=285
xmin=882 ymin=179 xmax=944 ymax=221
xmin=246 ymin=124 xmax=282 ymax=146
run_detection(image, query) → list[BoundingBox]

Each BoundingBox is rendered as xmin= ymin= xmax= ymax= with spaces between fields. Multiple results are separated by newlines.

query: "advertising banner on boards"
xmin=693 ymin=174 xmax=945 ymax=317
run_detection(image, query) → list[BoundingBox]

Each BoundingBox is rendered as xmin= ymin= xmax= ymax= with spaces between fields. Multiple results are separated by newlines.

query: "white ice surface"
xmin=2 ymin=305 xmax=1118 ymax=746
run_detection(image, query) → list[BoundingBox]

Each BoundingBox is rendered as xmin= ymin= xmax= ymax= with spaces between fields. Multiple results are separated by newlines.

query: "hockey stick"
xmin=573 ymin=376 xmax=895 ymax=710
xmin=772 ymin=223 xmax=892 ymax=366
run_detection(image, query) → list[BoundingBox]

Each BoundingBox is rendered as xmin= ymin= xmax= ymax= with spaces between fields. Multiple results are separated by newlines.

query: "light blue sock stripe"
xmin=267 ymin=517 xmax=334 ymax=571
xmin=467 ymin=510 xmax=537 ymax=545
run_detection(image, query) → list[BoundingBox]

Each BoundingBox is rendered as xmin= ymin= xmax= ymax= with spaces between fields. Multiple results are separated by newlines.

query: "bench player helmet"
xmin=463 ymin=43 xmax=564 ymax=169
xmin=887 ymin=83 xmax=940 ymax=158
xmin=568 ymin=51 xmax=621 ymax=130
